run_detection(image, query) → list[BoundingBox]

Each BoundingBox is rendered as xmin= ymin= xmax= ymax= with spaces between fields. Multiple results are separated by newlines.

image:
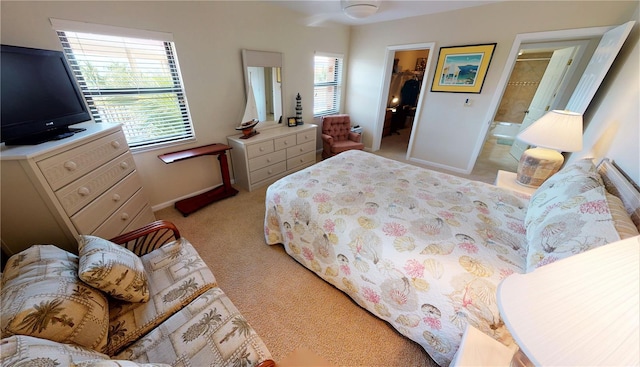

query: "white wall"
xmin=0 ymin=1 xmax=350 ymax=208
xmin=345 ymin=1 xmax=638 ymax=177
xmin=2 ymin=1 xmax=638 ymax=210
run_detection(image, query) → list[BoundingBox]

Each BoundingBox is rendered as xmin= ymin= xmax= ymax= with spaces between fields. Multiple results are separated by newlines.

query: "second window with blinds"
xmin=313 ymin=53 xmax=344 ymax=117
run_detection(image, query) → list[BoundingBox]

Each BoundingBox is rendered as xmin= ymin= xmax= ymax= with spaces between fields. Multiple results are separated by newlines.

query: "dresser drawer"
xmin=287 ymin=151 xmax=316 ymax=171
xmin=297 ymin=130 xmax=315 ymax=145
xmin=37 ymin=130 xmax=128 ymax=191
xmin=248 ymin=149 xmax=286 ymax=172
xmin=286 ymin=140 xmax=316 ymax=158
xmin=55 ymin=152 xmax=136 ymax=216
xmin=247 ymin=140 xmax=274 ymax=159
xmin=274 ymin=134 xmax=296 ymax=151
xmin=90 ymin=189 xmax=148 ymax=238
xmin=70 ymin=172 xmax=142 ymax=233
xmin=250 ymin=161 xmax=286 ymax=183
xmin=122 ymin=205 xmax=156 ymax=235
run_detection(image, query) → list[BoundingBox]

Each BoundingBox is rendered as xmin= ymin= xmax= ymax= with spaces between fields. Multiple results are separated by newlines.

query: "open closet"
xmin=382 ymin=49 xmax=429 ymax=139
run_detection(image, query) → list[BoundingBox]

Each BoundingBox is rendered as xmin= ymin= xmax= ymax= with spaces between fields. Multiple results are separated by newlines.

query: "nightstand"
xmin=495 ymin=170 xmax=537 ymax=196
xmin=451 ymin=325 xmax=515 ymax=366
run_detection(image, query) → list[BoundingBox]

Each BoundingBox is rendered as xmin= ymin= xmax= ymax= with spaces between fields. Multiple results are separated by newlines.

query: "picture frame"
xmin=431 ymin=43 xmax=496 ymax=93
xmin=287 ymin=117 xmax=297 ymax=127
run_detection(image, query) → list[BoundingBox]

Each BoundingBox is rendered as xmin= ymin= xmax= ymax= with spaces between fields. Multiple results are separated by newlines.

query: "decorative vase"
xmin=295 ymin=93 xmax=303 ymax=125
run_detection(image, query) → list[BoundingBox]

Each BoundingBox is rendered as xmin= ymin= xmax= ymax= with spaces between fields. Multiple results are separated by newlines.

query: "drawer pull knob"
xmin=64 ymin=161 xmax=77 ymax=171
xmin=268 ymin=170 xmax=273 ymax=174
xmin=112 ymin=194 xmax=121 ymax=202
xmin=300 ymin=159 xmax=304 ymax=163
xmin=120 ymin=213 xmax=130 ymax=221
xmin=300 ymin=148 xmax=304 ymax=152
xmin=111 ymin=141 xmax=121 ymax=149
xmin=119 ymin=162 xmax=129 ymax=169
xmin=267 ymin=158 xmax=272 ymax=163
xmin=259 ymin=147 xmax=264 ymax=151
xmin=284 ymin=141 xmax=288 ymax=145
xmin=78 ymin=187 xmax=90 ymax=196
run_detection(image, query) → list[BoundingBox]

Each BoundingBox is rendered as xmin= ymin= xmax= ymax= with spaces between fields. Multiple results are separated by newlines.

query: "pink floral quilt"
xmin=264 ymin=150 xmax=530 ymax=366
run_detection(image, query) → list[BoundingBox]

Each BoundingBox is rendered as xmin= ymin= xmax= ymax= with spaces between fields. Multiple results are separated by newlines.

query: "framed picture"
xmin=287 ymin=117 xmax=297 ymax=127
xmin=431 ymin=43 xmax=496 ymax=93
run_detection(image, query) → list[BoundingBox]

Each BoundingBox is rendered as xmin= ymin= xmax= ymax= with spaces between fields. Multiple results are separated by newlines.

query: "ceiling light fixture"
xmin=342 ymin=0 xmax=380 ymax=19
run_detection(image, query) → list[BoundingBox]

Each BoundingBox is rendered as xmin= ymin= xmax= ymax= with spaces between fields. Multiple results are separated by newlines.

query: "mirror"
xmin=241 ymin=49 xmax=284 ymax=127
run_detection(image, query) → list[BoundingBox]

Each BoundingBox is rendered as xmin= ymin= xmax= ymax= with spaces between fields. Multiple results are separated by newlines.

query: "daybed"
xmin=1 ymin=220 xmax=275 ymax=367
xmin=264 ymin=149 xmax=640 ymax=366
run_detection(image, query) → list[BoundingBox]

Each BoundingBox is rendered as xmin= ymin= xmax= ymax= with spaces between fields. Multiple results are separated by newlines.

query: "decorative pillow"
xmin=0 ymin=335 xmax=110 ymax=366
xmin=78 ymin=235 xmax=150 ymax=303
xmin=525 ymin=158 xmax=603 ymax=228
xmin=525 ymin=184 xmax=622 ymax=271
xmin=605 ymin=191 xmax=640 ymax=239
xmin=73 ymin=360 xmax=172 ymax=367
xmin=0 ymin=245 xmax=109 ymax=350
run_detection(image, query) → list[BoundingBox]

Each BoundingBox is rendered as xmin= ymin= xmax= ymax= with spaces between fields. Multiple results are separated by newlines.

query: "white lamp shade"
xmin=342 ymin=0 xmax=379 ymax=19
xmin=498 ymin=236 xmax=640 ymax=366
xmin=517 ymin=110 xmax=583 ymax=152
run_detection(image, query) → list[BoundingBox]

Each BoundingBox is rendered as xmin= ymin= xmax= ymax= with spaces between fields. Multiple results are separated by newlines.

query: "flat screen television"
xmin=1 ymin=44 xmax=91 ymax=146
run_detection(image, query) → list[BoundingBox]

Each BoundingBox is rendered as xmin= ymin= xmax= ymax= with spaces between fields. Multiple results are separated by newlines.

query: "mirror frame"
xmin=241 ymin=49 xmax=284 ymax=128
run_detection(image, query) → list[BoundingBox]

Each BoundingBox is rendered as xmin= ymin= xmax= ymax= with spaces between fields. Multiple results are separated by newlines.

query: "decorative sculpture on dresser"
xmin=295 ymin=93 xmax=304 ymax=125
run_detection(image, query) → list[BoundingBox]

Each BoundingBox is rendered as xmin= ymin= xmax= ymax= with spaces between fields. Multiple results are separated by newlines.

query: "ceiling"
xmin=267 ymin=0 xmax=503 ymax=26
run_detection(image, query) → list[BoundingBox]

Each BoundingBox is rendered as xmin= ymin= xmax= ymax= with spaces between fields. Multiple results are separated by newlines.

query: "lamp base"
xmin=516 ymin=147 xmax=564 ymax=188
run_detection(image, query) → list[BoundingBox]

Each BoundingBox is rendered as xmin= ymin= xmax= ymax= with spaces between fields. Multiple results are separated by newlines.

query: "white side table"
xmin=451 ymin=325 xmax=515 ymax=367
xmin=495 ymin=170 xmax=537 ymax=196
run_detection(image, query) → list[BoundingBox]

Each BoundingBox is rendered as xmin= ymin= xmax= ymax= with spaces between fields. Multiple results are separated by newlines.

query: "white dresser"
xmin=227 ymin=124 xmax=317 ymax=191
xmin=1 ymin=122 xmax=156 ymax=255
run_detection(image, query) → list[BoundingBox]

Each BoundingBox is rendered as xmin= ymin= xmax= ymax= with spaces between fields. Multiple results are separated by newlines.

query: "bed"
xmin=264 ymin=150 xmax=640 ymax=366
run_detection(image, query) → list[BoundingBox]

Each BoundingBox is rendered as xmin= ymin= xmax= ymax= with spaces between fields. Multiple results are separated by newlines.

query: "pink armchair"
xmin=321 ymin=114 xmax=365 ymax=159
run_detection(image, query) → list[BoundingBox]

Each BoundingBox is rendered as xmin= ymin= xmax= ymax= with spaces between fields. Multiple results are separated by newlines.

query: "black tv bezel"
xmin=1 ymin=44 xmax=92 ymax=146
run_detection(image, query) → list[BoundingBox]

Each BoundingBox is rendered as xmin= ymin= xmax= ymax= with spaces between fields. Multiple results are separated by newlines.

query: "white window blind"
xmin=51 ymin=20 xmax=194 ymax=148
xmin=313 ymin=53 xmax=343 ymax=117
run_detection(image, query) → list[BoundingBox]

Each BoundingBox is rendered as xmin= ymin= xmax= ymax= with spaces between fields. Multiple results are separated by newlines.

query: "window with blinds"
xmin=53 ymin=22 xmax=194 ymax=149
xmin=313 ymin=54 xmax=343 ymax=117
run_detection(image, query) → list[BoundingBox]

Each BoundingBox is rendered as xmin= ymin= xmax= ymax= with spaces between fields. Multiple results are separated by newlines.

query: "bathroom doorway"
xmin=479 ymin=40 xmax=590 ymax=171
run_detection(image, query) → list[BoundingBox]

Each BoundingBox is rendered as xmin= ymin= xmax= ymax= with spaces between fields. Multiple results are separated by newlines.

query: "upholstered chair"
xmin=321 ymin=114 xmax=365 ymax=159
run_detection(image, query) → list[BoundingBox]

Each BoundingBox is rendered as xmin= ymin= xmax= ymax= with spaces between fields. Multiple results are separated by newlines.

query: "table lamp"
xmin=515 ymin=110 xmax=583 ymax=187
xmin=497 ymin=236 xmax=640 ymax=367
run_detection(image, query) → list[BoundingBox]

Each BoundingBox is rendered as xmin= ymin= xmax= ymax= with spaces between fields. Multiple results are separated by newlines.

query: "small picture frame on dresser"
xmin=287 ymin=117 xmax=297 ymax=127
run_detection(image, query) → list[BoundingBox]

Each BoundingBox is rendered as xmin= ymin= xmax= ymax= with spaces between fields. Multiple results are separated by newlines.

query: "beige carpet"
xmin=155 ymin=184 xmax=438 ymax=367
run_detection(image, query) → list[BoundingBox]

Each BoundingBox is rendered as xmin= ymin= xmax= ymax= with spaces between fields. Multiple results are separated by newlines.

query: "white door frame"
xmin=468 ymin=25 xmax=615 ymax=173
xmin=373 ymin=42 xmax=435 ymax=154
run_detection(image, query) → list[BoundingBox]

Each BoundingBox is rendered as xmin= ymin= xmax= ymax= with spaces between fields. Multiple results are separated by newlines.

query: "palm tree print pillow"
xmin=78 ymin=236 xmax=150 ymax=303
xmin=0 ymin=245 xmax=109 ymax=350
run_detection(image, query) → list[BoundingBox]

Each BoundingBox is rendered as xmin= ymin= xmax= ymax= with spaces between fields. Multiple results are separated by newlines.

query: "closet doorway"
xmin=373 ymin=42 xmax=434 ymax=159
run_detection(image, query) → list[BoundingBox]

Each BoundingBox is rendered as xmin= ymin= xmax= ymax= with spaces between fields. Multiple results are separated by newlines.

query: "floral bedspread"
xmin=264 ymin=150 xmax=530 ymax=366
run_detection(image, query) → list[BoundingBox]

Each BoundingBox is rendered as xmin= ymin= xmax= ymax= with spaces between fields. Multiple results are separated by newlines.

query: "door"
xmin=510 ymin=46 xmax=577 ymax=159
xmin=565 ymin=21 xmax=634 ymax=113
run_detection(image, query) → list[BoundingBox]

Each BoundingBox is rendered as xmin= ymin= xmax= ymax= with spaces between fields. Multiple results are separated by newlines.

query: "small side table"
xmin=495 ymin=170 xmax=537 ymax=196
xmin=451 ymin=324 xmax=516 ymax=366
xmin=159 ymin=143 xmax=238 ymax=216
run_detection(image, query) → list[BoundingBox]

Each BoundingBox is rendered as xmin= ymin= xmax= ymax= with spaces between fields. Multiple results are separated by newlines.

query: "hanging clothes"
xmin=400 ymin=78 xmax=420 ymax=107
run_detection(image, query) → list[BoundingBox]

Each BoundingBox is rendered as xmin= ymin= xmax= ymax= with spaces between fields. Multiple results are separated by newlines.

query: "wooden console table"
xmin=158 ymin=144 xmax=238 ymax=216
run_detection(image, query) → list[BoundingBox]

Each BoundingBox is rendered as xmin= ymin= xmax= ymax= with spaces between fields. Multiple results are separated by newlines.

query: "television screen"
xmin=1 ymin=44 xmax=91 ymax=145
